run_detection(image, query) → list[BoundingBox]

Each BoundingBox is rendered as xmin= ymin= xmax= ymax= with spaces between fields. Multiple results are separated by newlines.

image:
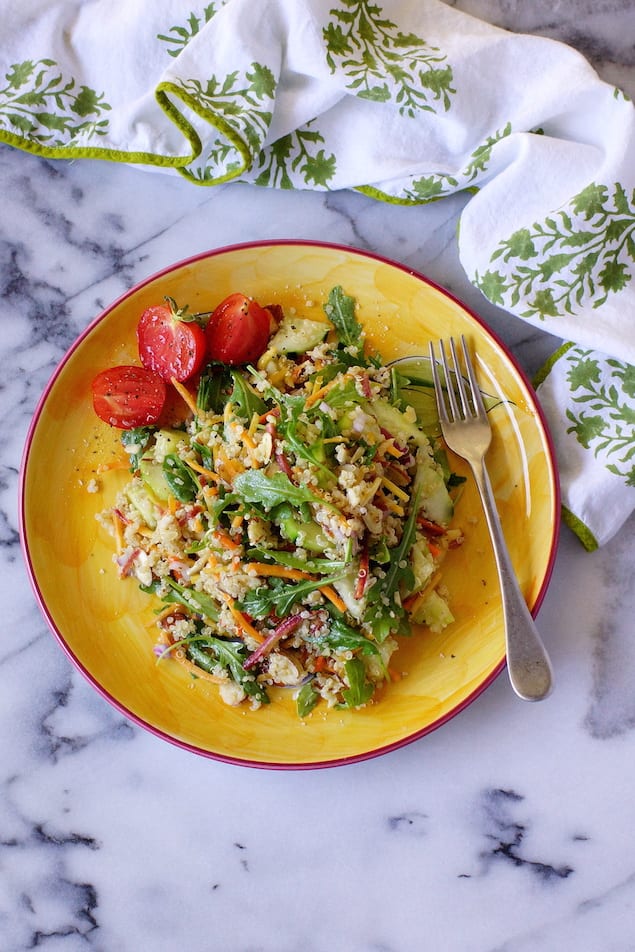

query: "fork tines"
xmin=428 ymin=335 xmax=485 ymax=423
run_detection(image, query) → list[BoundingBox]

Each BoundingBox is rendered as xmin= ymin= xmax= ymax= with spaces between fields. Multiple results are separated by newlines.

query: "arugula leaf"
xmin=323 ymin=286 xmax=363 ymax=350
xmin=192 ymin=439 xmax=214 ymax=470
xmin=187 ymin=638 xmax=269 ymax=704
xmin=229 ymin=370 xmax=266 ymax=420
xmin=315 ymin=618 xmax=382 ymax=660
xmin=237 ymin=581 xmax=284 ymax=619
xmin=239 ymin=571 xmax=345 ymax=619
xmin=317 ymin=377 xmax=361 ymax=410
xmin=233 ymin=470 xmax=328 ymax=511
xmin=163 ymin=454 xmax=200 ymax=502
xmin=197 ymin=363 xmax=232 ymax=413
xmin=142 ymin=577 xmax=220 ymax=623
xmin=296 ymin=679 xmax=319 ymax=717
xmin=206 ymin=490 xmax=241 ymax=526
xmin=121 ymin=426 xmax=154 ymax=470
xmin=341 ymin=658 xmax=374 ymax=708
xmin=364 ymin=485 xmax=422 ymax=642
xmin=275 ymin=393 xmax=333 ymax=480
xmin=248 ymin=547 xmax=346 ymax=575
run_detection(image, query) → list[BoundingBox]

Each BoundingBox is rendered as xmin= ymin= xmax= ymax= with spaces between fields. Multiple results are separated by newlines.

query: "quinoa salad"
xmin=96 ymin=286 xmax=464 ymax=717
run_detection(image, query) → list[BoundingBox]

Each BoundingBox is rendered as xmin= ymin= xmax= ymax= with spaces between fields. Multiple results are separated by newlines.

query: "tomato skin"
xmin=92 ymin=365 xmax=167 ymax=429
xmin=137 ymin=304 xmax=207 ymax=382
xmin=205 ymin=293 xmax=271 ymax=365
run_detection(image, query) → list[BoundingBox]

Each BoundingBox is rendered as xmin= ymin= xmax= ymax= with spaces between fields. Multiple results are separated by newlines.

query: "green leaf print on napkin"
xmin=161 ymin=62 xmax=277 ymax=183
xmin=477 ymin=182 xmax=635 ymax=318
xmin=157 ymin=3 xmax=223 ymax=57
xmin=402 ymin=122 xmax=512 ymax=202
xmin=564 ymin=346 xmax=635 ymax=485
xmin=253 ymin=122 xmax=337 ymax=189
xmin=324 ymin=0 xmax=455 ymax=116
xmin=0 ymin=59 xmax=111 ymax=145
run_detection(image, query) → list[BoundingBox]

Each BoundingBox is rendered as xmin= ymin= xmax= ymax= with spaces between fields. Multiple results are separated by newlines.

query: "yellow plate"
xmin=19 ymin=241 xmax=559 ymax=768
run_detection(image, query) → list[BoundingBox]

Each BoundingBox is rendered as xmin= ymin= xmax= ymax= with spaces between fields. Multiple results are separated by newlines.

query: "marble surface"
xmin=4 ymin=2 xmax=635 ymax=949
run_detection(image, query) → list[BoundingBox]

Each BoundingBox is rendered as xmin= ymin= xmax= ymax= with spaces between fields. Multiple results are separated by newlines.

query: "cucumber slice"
xmin=138 ymin=460 xmax=172 ymax=503
xmin=125 ymin=478 xmax=158 ymax=528
xmin=138 ymin=428 xmax=185 ymax=502
xmin=370 ymin=399 xmax=429 ymax=450
xmin=410 ymin=589 xmax=454 ymax=632
xmin=268 ymin=316 xmax=328 ymax=354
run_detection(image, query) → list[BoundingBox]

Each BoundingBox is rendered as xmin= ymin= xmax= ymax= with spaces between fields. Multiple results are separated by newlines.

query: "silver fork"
xmin=429 ymin=336 xmax=553 ymax=701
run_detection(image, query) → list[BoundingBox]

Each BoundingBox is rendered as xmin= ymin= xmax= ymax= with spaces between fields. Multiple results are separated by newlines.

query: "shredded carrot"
xmin=383 ymin=441 xmax=404 ymax=458
xmin=268 ymin=368 xmax=288 ymax=387
xmin=223 ymin=458 xmax=246 ymax=480
xmin=231 ymin=513 xmax=244 ymax=531
xmin=313 ymin=655 xmax=330 ymax=673
xmin=212 ymin=529 xmax=242 ymax=551
xmin=96 ymin=459 xmax=129 ymax=474
xmin=170 ymin=377 xmax=198 ymax=416
xmin=427 ymin=541 xmax=443 ymax=559
xmin=168 ymin=495 xmax=178 ymax=515
xmin=220 ymin=592 xmax=265 ymax=643
xmin=111 ymin=511 xmax=124 ymax=554
xmin=248 ymin=412 xmax=260 ymax=436
xmin=380 ymin=492 xmax=405 ymax=517
xmin=318 ymin=585 xmax=347 ymax=613
xmin=214 ymin=448 xmax=245 ymax=483
xmin=305 ymin=377 xmax=342 ymax=408
xmin=388 ymin=667 xmax=402 ymax=682
xmin=381 ymin=476 xmax=409 ymax=503
xmin=241 ymin=429 xmax=256 ymax=450
xmin=245 ymin=562 xmax=313 ymax=581
xmin=403 ymin=572 xmax=442 ymax=613
xmin=187 ymin=459 xmax=221 ymax=482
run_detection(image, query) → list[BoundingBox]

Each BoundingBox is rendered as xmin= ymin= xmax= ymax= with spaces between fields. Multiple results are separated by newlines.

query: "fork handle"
xmin=470 ymin=458 xmax=554 ymax=701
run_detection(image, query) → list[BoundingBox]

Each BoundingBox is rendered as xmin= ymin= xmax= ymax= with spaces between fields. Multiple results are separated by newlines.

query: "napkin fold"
xmin=2 ymin=0 xmax=634 ymax=548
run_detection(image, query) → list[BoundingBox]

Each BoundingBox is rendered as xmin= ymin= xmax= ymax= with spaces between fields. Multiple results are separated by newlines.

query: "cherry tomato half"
xmin=205 ymin=293 xmax=271 ymax=365
xmin=92 ymin=365 xmax=167 ymax=429
xmin=137 ymin=300 xmax=207 ymax=382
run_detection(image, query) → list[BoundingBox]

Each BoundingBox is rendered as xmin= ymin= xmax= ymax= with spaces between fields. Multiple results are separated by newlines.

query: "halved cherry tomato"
xmin=92 ymin=365 xmax=167 ymax=429
xmin=137 ymin=299 xmax=207 ymax=382
xmin=205 ymin=293 xmax=271 ymax=365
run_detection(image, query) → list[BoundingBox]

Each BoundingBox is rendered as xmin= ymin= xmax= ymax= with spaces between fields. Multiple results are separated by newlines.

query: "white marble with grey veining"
xmin=2 ymin=3 xmax=635 ymax=950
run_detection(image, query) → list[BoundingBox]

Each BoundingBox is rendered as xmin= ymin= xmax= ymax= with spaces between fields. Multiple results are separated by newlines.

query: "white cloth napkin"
xmin=2 ymin=0 xmax=634 ymax=548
